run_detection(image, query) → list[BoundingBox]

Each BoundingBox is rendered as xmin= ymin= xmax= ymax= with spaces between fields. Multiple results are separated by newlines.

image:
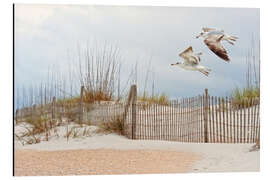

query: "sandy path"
xmin=15 ymin=126 xmax=260 ymax=174
xmin=15 ymin=149 xmax=200 ymax=176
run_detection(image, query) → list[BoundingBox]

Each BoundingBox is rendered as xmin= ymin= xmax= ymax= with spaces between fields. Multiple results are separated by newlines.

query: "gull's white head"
xmin=171 ymin=62 xmax=183 ymax=67
xmin=196 ymin=31 xmax=207 ymax=39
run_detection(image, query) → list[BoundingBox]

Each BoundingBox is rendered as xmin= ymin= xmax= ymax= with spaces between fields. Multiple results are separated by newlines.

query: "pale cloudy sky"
xmin=14 ymin=4 xmax=260 ymax=99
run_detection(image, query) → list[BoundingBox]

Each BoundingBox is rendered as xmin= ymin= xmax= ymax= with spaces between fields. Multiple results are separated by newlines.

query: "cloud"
xmin=14 ymin=4 xmax=260 ymax=98
xmin=15 ymin=4 xmax=56 ymax=35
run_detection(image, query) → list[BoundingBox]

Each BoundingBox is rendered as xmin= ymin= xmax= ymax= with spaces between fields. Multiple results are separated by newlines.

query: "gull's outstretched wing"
xmin=204 ymin=34 xmax=230 ymax=62
xmin=202 ymin=27 xmax=217 ymax=32
xmin=179 ymin=46 xmax=199 ymax=64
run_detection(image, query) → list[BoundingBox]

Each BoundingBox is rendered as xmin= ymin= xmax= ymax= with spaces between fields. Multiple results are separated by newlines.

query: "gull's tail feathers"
xmin=198 ymin=69 xmax=210 ymax=77
xmin=227 ymin=40 xmax=235 ymax=45
xmin=230 ymin=35 xmax=238 ymax=40
xmin=228 ymin=35 xmax=238 ymax=43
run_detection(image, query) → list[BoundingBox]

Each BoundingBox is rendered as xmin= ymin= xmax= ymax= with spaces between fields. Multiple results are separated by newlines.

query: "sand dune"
xmin=14 ymin=124 xmax=259 ymax=175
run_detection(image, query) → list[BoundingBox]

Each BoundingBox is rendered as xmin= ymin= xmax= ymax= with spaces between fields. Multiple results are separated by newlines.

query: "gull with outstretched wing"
xmin=171 ymin=46 xmax=211 ymax=77
xmin=204 ymin=34 xmax=230 ymax=62
xmin=179 ymin=46 xmax=202 ymax=65
xmin=196 ymin=27 xmax=238 ymax=62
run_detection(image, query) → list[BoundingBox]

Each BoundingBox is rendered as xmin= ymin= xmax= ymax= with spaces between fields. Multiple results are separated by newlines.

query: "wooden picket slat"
xmin=225 ymin=97 xmax=228 ymax=143
xmin=214 ymin=97 xmax=217 ymax=143
xmin=186 ymin=98 xmax=188 ymax=142
xmin=212 ymin=96 xmax=214 ymax=143
xmin=180 ymin=99 xmax=183 ymax=142
xmin=247 ymin=99 xmax=251 ymax=143
xmin=174 ymin=100 xmax=177 ymax=141
xmin=196 ymin=97 xmax=199 ymax=142
xmin=209 ymin=96 xmax=213 ymax=143
xmin=184 ymin=98 xmax=186 ymax=142
xmin=201 ymin=95 xmax=204 ymax=143
xmin=188 ymin=98 xmax=191 ymax=142
xmin=229 ymin=98 xmax=232 ymax=143
xmin=189 ymin=98 xmax=192 ymax=142
xmin=193 ymin=97 xmax=196 ymax=142
xmin=251 ymin=98 xmax=255 ymax=143
xmin=256 ymin=99 xmax=260 ymax=142
xmin=218 ymin=98 xmax=222 ymax=143
xmin=166 ymin=102 xmax=169 ymax=141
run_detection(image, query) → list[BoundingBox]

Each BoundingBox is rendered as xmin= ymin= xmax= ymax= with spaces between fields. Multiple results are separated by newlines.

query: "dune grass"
xmin=57 ymin=96 xmax=81 ymax=105
xmin=137 ymin=92 xmax=170 ymax=106
xmin=24 ymin=114 xmax=57 ymax=135
xmin=16 ymin=115 xmax=51 ymax=145
xmin=231 ymin=86 xmax=260 ymax=108
xmin=97 ymin=115 xmax=125 ymax=135
xmin=230 ymin=37 xmax=260 ymax=109
xmin=84 ymin=90 xmax=114 ymax=103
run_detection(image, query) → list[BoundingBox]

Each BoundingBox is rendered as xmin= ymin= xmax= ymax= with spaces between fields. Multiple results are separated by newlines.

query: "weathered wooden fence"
xmin=15 ymin=85 xmax=260 ymax=144
xmin=130 ymin=97 xmax=260 ymax=143
xmin=125 ymin=86 xmax=260 ymax=143
xmin=130 ymin=88 xmax=260 ymax=143
xmin=127 ymin=98 xmax=204 ymax=142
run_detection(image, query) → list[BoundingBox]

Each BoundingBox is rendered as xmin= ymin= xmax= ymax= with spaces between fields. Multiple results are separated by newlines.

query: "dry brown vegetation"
xmin=137 ymin=92 xmax=170 ymax=106
xmin=14 ymin=41 xmax=171 ymax=144
xmin=96 ymin=115 xmax=125 ymax=135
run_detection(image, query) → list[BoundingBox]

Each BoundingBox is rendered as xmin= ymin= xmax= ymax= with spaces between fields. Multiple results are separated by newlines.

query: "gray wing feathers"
xmin=202 ymin=27 xmax=216 ymax=32
xmin=179 ymin=46 xmax=199 ymax=64
xmin=204 ymin=35 xmax=230 ymax=62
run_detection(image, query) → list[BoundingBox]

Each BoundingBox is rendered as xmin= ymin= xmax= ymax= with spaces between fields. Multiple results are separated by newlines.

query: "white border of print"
xmin=0 ymin=0 xmax=269 ymax=180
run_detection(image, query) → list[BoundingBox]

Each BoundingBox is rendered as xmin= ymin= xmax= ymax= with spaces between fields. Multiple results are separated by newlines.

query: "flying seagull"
xmin=171 ymin=46 xmax=211 ymax=77
xmin=196 ymin=27 xmax=238 ymax=62
xmin=197 ymin=28 xmax=238 ymax=45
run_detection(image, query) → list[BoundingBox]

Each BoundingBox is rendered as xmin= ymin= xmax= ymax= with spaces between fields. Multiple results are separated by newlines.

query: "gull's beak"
xmin=171 ymin=63 xmax=175 ymax=66
xmin=196 ymin=34 xmax=201 ymax=39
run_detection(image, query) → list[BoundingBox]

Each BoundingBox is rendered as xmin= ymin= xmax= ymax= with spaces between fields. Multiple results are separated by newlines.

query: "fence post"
xmin=123 ymin=85 xmax=134 ymax=121
xmin=131 ymin=85 xmax=137 ymax=140
xmin=31 ymin=105 xmax=34 ymax=120
xmin=204 ymin=89 xmax=209 ymax=143
xmin=123 ymin=84 xmax=137 ymax=138
xmin=15 ymin=109 xmax=18 ymax=125
xmin=256 ymin=97 xmax=260 ymax=148
xmin=51 ymin=97 xmax=56 ymax=128
xmin=79 ymin=86 xmax=84 ymax=125
xmin=52 ymin=97 xmax=56 ymax=119
xmin=256 ymin=128 xmax=260 ymax=148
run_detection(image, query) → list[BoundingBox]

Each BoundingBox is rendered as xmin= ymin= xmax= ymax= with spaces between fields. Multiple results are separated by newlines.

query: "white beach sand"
xmin=14 ymin=124 xmax=259 ymax=173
